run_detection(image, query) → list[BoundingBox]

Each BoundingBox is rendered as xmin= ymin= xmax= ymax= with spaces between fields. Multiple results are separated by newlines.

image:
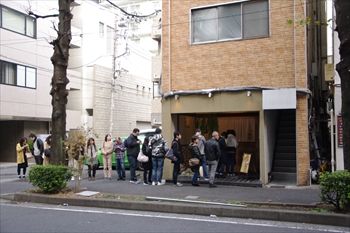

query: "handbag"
xmin=165 ymin=148 xmax=177 ymax=162
xmin=137 ymin=151 xmax=149 ymax=163
xmin=189 ymin=158 xmax=200 ymax=167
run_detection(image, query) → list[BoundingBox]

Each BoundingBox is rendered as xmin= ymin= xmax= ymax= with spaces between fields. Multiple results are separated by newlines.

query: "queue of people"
xmin=16 ymin=128 xmax=238 ymax=187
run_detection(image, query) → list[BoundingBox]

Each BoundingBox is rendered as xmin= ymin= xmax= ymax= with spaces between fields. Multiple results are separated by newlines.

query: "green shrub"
xmin=319 ymin=170 xmax=350 ymax=211
xmin=29 ymin=165 xmax=72 ymax=193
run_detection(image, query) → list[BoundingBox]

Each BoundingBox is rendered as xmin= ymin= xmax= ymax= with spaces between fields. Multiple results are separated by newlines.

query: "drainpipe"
xmin=330 ymin=108 xmax=335 ymax=172
xmin=168 ymin=0 xmax=171 ymax=92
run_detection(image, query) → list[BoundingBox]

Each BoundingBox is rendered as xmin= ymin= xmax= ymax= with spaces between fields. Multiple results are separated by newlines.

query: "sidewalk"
xmin=2 ymin=162 xmax=350 ymax=227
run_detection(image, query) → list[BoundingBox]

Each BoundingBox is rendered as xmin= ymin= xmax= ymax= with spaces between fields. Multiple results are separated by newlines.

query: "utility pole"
xmin=109 ymin=15 xmax=118 ymax=134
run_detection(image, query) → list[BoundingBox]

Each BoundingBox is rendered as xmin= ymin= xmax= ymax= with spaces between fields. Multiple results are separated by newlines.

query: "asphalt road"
xmin=1 ymin=200 xmax=348 ymax=233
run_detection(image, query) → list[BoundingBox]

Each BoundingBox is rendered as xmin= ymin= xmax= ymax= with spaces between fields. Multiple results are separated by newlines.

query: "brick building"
xmin=161 ymin=0 xmax=326 ymax=186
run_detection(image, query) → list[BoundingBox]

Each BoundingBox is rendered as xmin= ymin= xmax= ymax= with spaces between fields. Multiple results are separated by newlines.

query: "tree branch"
xmin=28 ymin=11 xmax=59 ymax=19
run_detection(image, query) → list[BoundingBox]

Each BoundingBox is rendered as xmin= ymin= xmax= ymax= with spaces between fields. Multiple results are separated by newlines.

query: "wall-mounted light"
xmin=208 ymin=92 xmax=212 ymax=98
xmin=247 ymin=91 xmax=252 ymax=97
xmin=174 ymin=94 xmax=179 ymax=100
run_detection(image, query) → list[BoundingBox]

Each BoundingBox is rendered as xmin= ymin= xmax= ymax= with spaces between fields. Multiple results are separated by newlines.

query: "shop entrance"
xmin=175 ymin=113 xmax=260 ymax=180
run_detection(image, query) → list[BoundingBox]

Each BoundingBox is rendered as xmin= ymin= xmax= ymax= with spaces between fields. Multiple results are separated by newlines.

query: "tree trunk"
xmin=50 ymin=0 xmax=73 ymax=164
xmin=334 ymin=0 xmax=350 ymax=170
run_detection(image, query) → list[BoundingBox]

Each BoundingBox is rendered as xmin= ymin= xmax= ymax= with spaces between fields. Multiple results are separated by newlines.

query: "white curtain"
xmin=192 ymin=8 xmax=217 ymax=43
xmin=218 ymin=4 xmax=241 ymax=40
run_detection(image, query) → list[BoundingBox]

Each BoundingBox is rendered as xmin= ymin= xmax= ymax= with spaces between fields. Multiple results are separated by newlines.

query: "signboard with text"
xmin=337 ymin=115 xmax=343 ymax=147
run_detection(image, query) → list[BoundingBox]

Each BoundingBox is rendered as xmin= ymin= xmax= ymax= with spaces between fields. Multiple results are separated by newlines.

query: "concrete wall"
xmin=263 ymin=110 xmax=279 ymax=177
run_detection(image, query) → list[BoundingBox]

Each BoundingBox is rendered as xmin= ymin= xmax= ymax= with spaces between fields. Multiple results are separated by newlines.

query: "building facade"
xmin=161 ymin=0 xmax=319 ymax=185
xmin=0 ymin=1 xmax=81 ymax=162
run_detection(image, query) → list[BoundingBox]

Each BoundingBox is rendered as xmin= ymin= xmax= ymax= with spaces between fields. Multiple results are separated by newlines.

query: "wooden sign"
xmin=240 ymin=153 xmax=251 ymax=174
xmin=337 ymin=115 xmax=343 ymax=147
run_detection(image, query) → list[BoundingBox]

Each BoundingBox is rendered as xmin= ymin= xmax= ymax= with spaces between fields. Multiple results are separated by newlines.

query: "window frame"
xmin=0 ymin=60 xmax=37 ymax=89
xmin=0 ymin=4 xmax=37 ymax=38
xmin=189 ymin=0 xmax=269 ymax=45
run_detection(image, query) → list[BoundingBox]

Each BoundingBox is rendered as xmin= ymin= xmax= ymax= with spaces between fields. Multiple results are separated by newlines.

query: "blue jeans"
xmin=192 ymin=166 xmax=200 ymax=184
xmin=152 ymin=157 xmax=164 ymax=183
xmin=201 ymin=156 xmax=209 ymax=178
xmin=116 ymin=158 xmax=125 ymax=179
xmin=128 ymin=155 xmax=137 ymax=181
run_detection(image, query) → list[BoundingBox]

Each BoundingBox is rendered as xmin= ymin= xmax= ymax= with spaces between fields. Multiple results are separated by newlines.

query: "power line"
xmin=105 ymin=0 xmax=160 ymax=18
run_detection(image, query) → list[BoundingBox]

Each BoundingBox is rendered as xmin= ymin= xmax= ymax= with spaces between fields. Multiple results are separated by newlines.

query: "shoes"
xmin=78 ymin=176 xmax=82 ymax=181
xmin=71 ymin=177 xmax=75 ymax=181
xmin=143 ymin=182 xmax=149 ymax=185
xmin=152 ymin=182 xmax=156 ymax=186
xmin=18 ymin=176 xmax=21 ymax=179
xmin=117 ymin=177 xmax=122 ymax=181
xmin=209 ymin=184 xmax=217 ymax=188
xmin=157 ymin=181 xmax=165 ymax=186
xmin=130 ymin=180 xmax=140 ymax=184
xmin=175 ymin=182 xmax=183 ymax=187
xmin=192 ymin=183 xmax=199 ymax=186
xmin=204 ymin=178 xmax=209 ymax=181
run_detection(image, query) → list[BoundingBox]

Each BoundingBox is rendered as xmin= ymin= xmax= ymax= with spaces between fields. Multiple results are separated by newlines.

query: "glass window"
xmin=243 ymin=0 xmax=269 ymax=38
xmin=26 ymin=17 xmax=35 ymax=37
xmin=191 ymin=0 xmax=268 ymax=44
xmin=17 ymin=65 xmax=26 ymax=86
xmin=218 ymin=4 xmax=241 ymax=40
xmin=2 ymin=7 xmax=25 ymax=34
xmin=26 ymin=67 xmax=36 ymax=88
xmin=0 ymin=6 xmax=36 ymax=38
xmin=107 ymin=26 xmax=114 ymax=54
xmin=192 ymin=8 xmax=217 ymax=43
xmin=0 ymin=60 xmax=36 ymax=88
xmin=99 ymin=22 xmax=104 ymax=38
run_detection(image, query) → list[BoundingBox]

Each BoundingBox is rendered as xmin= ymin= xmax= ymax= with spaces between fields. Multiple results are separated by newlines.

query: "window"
xmin=0 ymin=60 xmax=37 ymax=88
xmin=0 ymin=5 xmax=36 ymax=38
xmin=191 ymin=0 xmax=268 ymax=43
xmin=99 ymin=22 xmax=104 ymax=38
xmin=106 ymin=26 xmax=114 ymax=54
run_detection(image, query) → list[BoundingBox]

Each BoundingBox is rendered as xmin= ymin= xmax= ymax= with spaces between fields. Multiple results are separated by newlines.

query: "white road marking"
xmin=0 ymin=202 xmax=349 ymax=233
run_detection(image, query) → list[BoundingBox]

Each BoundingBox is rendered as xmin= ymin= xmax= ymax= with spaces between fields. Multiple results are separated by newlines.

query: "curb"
xmin=12 ymin=192 xmax=350 ymax=227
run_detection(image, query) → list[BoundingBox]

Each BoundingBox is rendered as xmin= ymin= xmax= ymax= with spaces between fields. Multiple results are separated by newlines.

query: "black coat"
xmin=205 ymin=138 xmax=221 ymax=161
xmin=141 ymin=143 xmax=152 ymax=170
xmin=171 ymin=139 xmax=182 ymax=164
xmin=124 ymin=134 xmax=140 ymax=157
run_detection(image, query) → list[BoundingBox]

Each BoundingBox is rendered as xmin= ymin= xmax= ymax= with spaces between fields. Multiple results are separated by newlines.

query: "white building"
xmin=0 ymin=1 xmax=81 ymax=162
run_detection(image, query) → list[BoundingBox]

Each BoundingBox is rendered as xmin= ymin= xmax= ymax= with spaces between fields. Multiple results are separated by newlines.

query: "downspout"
xmin=168 ymin=0 xmax=171 ymax=92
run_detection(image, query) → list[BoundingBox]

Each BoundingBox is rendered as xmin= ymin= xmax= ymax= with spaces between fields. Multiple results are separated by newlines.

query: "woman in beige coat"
xmin=102 ymin=134 xmax=113 ymax=179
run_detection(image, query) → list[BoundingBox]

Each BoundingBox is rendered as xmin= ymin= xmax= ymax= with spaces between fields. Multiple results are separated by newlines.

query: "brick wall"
xmin=162 ymin=0 xmax=307 ymax=92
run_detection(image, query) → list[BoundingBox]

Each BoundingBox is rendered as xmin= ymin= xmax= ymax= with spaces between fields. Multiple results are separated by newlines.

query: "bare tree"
xmin=30 ymin=0 xmax=73 ymax=164
xmin=334 ymin=0 xmax=350 ymax=170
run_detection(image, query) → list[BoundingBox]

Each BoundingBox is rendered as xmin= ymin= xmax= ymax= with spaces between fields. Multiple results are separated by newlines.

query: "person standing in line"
xmin=205 ymin=131 xmax=221 ymax=188
xmin=189 ymin=135 xmax=201 ymax=186
xmin=149 ymin=128 xmax=166 ymax=186
xmin=86 ymin=137 xmax=98 ymax=180
xmin=125 ymin=128 xmax=141 ymax=184
xmin=225 ymin=131 xmax=238 ymax=176
xmin=172 ymin=131 xmax=183 ymax=187
xmin=43 ymin=135 xmax=52 ymax=165
xmin=29 ymin=133 xmax=44 ymax=165
xmin=102 ymin=134 xmax=114 ymax=180
xmin=195 ymin=129 xmax=209 ymax=180
xmin=114 ymin=137 xmax=126 ymax=181
xmin=16 ymin=137 xmax=29 ymax=179
xmin=217 ymin=131 xmax=227 ymax=177
xmin=141 ymin=137 xmax=152 ymax=185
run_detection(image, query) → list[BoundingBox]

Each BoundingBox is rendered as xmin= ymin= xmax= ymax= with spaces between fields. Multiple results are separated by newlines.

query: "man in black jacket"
xmin=204 ymin=131 xmax=221 ymax=188
xmin=124 ymin=128 xmax=141 ymax=183
xmin=172 ymin=131 xmax=183 ymax=187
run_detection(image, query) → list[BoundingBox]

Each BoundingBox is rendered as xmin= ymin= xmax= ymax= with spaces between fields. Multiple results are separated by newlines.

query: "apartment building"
xmin=0 ymin=1 xmax=81 ymax=162
xmin=161 ymin=0 xmax=327 ymax=185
